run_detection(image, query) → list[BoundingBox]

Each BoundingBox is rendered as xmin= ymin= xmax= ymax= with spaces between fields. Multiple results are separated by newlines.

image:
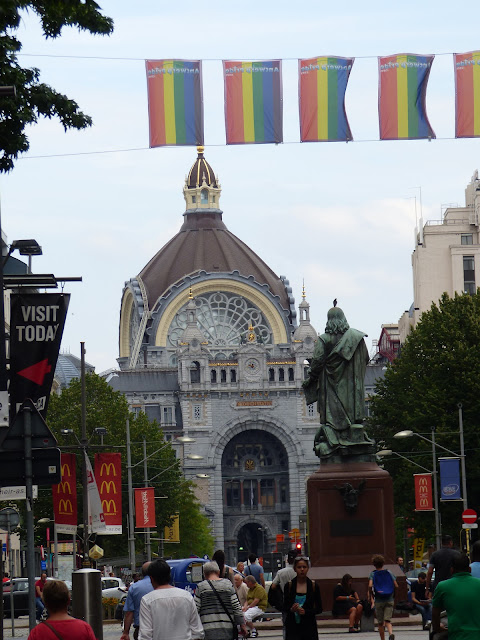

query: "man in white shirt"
xmin=139 ymin=560 xmax=204 ymax=640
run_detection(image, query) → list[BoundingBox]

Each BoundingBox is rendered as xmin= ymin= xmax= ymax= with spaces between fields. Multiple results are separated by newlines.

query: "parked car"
xmin=101 ymin=576 xmax=127 ymax=600
xmin=2 ymin=578 xmax=30 ymax=617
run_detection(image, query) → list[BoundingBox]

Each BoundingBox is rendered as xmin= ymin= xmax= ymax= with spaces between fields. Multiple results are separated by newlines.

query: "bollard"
xmin=72 ymin=568 xmax=103 ymax=640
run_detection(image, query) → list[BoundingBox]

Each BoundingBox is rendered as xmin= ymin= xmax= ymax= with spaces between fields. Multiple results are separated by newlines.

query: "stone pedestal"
xmin=307 ymin=461 xmax=406 ymax=611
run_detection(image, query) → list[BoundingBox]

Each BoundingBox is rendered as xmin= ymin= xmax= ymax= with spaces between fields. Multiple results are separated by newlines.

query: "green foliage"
xmin=0 ymin=1 xmax=113 ymax=171
xmin=369 ymin=291 xmax=480 ymax=546
xmin=25 ymin=373 xmax=212 ymax=563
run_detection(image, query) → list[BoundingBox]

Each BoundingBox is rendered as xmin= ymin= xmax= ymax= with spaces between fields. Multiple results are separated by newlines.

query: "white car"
xmin=101 ymin=576 xmax=127 ymax=600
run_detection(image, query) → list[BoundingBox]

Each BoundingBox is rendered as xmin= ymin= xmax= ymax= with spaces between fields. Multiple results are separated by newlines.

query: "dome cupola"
xmin=183 ymin=146 xmax=221 ymax=212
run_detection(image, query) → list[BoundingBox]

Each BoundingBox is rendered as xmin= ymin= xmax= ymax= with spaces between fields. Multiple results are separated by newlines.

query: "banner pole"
xmin=126 ymin=420 xmax=136 ymax=572
xmin=431 ymin=427 xmax=442 ymax=549
xmin=143 ymin=438 xmax=151 ymax=562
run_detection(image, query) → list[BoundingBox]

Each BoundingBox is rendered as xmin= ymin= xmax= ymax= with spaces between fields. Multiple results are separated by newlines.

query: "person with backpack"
xmin=368 ymin=555 xmax=398 ymax=640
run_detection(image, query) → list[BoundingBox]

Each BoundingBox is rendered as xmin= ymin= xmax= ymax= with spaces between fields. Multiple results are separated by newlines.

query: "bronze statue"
xmin=303 ymin=303 xmax=376 ymax=462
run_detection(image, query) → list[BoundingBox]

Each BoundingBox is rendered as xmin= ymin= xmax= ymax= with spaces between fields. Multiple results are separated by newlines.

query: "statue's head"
xmin=325 ymin=306 xmax=350 ymax=335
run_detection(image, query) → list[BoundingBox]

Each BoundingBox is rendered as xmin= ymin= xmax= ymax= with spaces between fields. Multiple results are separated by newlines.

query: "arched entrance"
xmin=221 ymin=429 xmax=290 ymax=566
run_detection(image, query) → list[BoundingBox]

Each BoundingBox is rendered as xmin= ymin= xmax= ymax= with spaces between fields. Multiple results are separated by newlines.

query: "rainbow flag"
xmin=223 ymin=60 xmax=282 ymax=144
xmin=299 ymin=56 xmax=354 ymax=142
xmin=454 ymin=51 xmax=480 ymax=137
xmin=146 ymin=59 xmax=203 ymax=147
xmin=378 ymin=53 xmax=435 ymax=140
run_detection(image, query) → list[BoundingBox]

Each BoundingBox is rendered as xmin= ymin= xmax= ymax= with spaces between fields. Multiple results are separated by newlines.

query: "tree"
xmin=0 ymin=1 xmax=113 ymax=172
xmin=369 ymin=291 xmax=480 ymax=543
xmin=30 ymin=373 xmax=213 ymax=562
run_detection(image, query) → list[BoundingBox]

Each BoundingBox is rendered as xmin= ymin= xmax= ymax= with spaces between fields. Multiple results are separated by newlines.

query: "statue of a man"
xmin=303 ymin=304 xmax=375 ymax=462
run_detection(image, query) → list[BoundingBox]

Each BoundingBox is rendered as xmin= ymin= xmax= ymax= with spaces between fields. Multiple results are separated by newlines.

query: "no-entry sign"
xmin=462 ymin=508 xmax=477 ymax=524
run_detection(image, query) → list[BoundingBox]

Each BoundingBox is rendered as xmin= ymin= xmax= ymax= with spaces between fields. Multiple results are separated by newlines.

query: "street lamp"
xmin=377 ymin=447 xmax=441 ymax=549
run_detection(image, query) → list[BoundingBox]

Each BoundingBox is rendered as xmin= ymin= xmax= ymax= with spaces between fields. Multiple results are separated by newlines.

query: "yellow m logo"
xmin=102 ymin=499 xmax=117 ymax=514
xmin=59 ymin=499 xmax=73 ymax=515
xmin=100 ymin=463 xmax=116 ymax=476
xmin=57 ymin=481 xmax=71 ymax=495
xmin=100 ymin=481 xmax=116 ymax=494
xmin=61 ymin=463 xmax=71 ymax=477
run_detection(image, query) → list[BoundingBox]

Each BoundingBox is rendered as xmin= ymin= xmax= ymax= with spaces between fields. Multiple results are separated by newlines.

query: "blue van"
xmin=167 ymin=558 xmax=208 ymax=595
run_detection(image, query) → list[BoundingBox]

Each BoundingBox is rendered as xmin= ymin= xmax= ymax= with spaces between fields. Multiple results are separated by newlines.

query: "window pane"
xmin=461 ymin=234 xmax=473 ymax=245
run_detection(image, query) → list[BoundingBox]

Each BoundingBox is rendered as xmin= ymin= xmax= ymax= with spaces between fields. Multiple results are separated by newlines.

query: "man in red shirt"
xmin=35 ymin=572 xmax=47 ymax=621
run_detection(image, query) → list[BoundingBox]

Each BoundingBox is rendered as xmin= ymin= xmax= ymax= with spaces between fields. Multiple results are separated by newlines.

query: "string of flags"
xmin=145 ymin=52 xmax=480 ymax=147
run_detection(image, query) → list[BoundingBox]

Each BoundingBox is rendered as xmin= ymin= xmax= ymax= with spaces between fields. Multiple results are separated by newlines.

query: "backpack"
xmin=372 ymin=569 xmax=394 ymax=597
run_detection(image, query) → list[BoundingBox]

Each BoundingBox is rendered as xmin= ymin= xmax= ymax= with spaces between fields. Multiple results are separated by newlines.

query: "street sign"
xmin=462 ymin=523 xmax=478 ymax=529
xmin=0 ymin=507 xmax=20 ymax=530
xmin=0 ymin=399 xmax=57 ymax=451
xmin=0 ymin=447 xmax=61 ymax=486
xmin=289 ymin=527 xmax=300 ymax=541
xmin=462 ymin=508 xmax=477 ymax=524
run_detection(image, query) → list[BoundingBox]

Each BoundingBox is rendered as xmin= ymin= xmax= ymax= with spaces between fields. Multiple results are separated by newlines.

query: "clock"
xmin=245 ymin=459 xmax=255 ymax=471
xmin=244 ymin=358 xmax=261 ymax=379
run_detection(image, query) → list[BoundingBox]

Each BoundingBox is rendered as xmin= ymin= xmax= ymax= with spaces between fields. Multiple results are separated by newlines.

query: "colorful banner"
xmin=454 ymin=51 xmax=480 ymax=137
xmin=53 ymin=453 xmax=77 ymax=535
xmin=135 ymin=487 xmax=156 ymax=528
xmin=378 ymin=53 xmax=435 ymax=140
xmin=85 ymin=452 xmax=106 ymax=534
xmin=164 ymin=514 xmax=180 ymax=543
xmin=9 ymin=293 xmax=70 ymax=421
xmin=146 ymin=59 xmax=204 ymax=147
xmin=414 ymin=473 xmax=434 ymax=511
xmin=94 ymin=453 xmax=122 ymax=535
xmin=299 ymin=56 xmax=354 ymax=142
xmin=439 ymin=457 xmax=462 ymax=501
xmin=413 ymin=537 xmax=425 ymax=569
xmin=223 ymin=60 xmax=283 ymax=144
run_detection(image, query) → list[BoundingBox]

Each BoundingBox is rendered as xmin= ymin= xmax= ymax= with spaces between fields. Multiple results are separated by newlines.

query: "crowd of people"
xmin=27 ymin=538 xmax=480 ymax=640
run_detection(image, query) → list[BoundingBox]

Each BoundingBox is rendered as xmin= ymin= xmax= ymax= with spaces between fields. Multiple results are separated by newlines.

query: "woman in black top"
xmin=283 ymin=556 xmax=322 ymax=640
xmin=212 ymin=549 xmax=234 ymax=583
xmin=332 ymin=573 xmax=363 ymax=633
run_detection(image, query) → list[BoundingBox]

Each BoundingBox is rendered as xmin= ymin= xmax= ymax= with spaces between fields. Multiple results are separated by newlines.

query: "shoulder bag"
xmin=207 ymin=579 xmax=239 ymax=640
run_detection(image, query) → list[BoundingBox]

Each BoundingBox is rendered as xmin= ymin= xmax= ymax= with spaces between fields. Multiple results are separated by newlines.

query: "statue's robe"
xmin=304 ymin=328 xmax=373 ymax=458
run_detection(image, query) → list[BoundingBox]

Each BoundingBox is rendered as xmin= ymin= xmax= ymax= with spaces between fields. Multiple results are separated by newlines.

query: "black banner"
xmin=9 ymin=293 xmax=70 ymax=421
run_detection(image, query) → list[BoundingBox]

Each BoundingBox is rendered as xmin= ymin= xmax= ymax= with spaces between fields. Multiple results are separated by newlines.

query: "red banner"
xmin=53 ymin=453 xmax=77 ymax=534
xmin=135 ymin=487 xmax=156 ymax=528
xmin=414 ymin=473 xmax=434 ymax=510
xmin=95 ymin=453 xmax=122 ymax=535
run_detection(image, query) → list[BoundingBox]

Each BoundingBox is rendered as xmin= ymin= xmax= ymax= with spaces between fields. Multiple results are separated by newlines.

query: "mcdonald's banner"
xmin=378 ymin=53 xmax=436 ymax=140
xmin=223 ymin=60 xmax=283 ymax=144
xmin=414 ymin=473 xmax=434 ymax=511
xmin=52 ymin=453 xmax=77 ymax=534
xmin=146 ymin=60 xmax=204 ymax=147
xmin=84 ymin=452 xmax=106 ymax=534
xmin=454 ymin=51 xmax=480 ymax=137
xmin=413 ymin=537 xmax=425 ymax=569
xmin=299 ymin=56 xmax=354 ymax=142
xmin=439 ymin=457 xmax=462 ymax=501
xmin=94 ymin=453 xmax=122 ymax=535
xmin=135 ymin=487 xmax=156 ymax=528
xmin=164 ymin=514 xmax=180 ymax=543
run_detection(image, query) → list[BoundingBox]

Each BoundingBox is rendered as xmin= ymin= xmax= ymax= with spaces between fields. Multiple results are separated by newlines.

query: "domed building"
xmin=113 ymin=148 xmax=320 ymax=564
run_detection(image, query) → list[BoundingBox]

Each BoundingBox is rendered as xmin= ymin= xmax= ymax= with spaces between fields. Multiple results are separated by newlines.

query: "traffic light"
xmin=295 ymin=541 xmax=302 ymax=553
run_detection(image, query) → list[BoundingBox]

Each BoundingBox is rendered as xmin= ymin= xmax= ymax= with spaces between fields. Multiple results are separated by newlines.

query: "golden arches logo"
xmin=102 ymin=499 xmax=117 ymax=514
xmin=61 ymin=463 xmax=71 ymax=477
xmin=100 ymin=481 xmax=117 ymax=494
xmin=418 ymin=477 xmax=429 ymax=486
xmin=100 ymin=463 xmax=116 ymax=476
xmin=419 ymin=497 xmax=430 ymax=507
xmin=57 ymin=481 xmax=72 ymax=495
xmin=59 ymin=499 xmax=73 ymax=515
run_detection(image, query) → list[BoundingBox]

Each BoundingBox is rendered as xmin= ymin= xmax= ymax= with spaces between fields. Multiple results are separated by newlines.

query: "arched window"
xmin=230 ymin=369 xmax=237 ymax=383
xmin=190 ymin=361 xmax=200 ymax=383
xmin=269 ymin=368 xmax=275 ymax=382
xmin=288 ymin=367 xmax=294 ymax=381
xmin=279 ymin=368 xmax=285 ymax=382
xmin=211 ymin=369 xmax=217 ymax=383
xmin=220 ymin=369 xmax=227 ymax=383
xmin=201 ymin=189 xmax=209 ymax=204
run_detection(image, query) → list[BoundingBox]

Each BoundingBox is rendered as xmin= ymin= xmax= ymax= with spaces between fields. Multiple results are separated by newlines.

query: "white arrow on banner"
xmin=84 ymin=452 xmax=106 ymax=533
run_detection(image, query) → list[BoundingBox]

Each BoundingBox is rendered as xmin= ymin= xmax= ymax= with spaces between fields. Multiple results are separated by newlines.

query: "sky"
xmin=1 ymin=0 xmax=479 ymax=373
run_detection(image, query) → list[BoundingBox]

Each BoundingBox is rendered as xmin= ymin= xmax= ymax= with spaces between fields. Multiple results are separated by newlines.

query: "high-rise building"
xmin=398 ymin=171 xmax=480 ymax=341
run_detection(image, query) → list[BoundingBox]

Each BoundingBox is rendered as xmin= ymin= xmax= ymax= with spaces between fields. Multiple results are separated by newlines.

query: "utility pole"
xmin=80 ymin=342 xmax=90 ymax=567
xmin=143 ymin=438 xmax=151 ymax=562
xmin=126 ymin=419 xmax=136 ymax=571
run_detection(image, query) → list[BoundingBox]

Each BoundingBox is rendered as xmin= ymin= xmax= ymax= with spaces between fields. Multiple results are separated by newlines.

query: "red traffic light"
xmin=295 ymin=542 xmax=302 ymax=551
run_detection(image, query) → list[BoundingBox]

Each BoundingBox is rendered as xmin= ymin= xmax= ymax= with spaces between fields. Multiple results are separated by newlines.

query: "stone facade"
xmin=112 ymin=149 xmax=320 ymax=564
